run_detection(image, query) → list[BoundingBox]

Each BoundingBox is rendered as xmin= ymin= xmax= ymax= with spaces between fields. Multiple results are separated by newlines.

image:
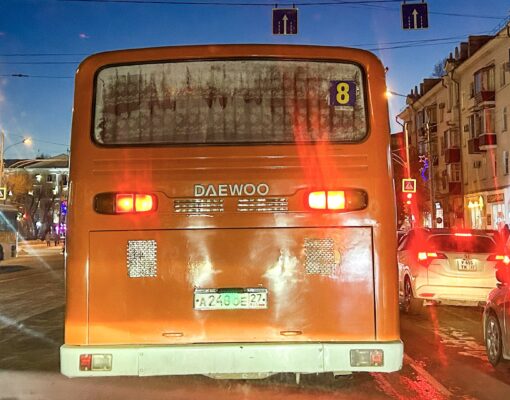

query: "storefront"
xmin=466 ymin=195 xmax=485 ymax=229
xmin=465 ymin=190 xmax=508 ymax=230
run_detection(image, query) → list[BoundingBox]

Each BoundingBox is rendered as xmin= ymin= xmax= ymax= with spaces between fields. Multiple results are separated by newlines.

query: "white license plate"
xmin=194 ymin=288 xmax=268 ymax=310
xmin=457 ymin=259 xmax=476 ymax=271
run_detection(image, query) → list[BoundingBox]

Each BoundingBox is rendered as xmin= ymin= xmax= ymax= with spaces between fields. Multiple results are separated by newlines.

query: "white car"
xmin=398 ymin=228 xmax=507 ymax=313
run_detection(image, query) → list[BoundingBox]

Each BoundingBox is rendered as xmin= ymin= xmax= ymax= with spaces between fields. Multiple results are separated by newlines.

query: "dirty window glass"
xmin=94 ymin=59 xmax=367 ymax=145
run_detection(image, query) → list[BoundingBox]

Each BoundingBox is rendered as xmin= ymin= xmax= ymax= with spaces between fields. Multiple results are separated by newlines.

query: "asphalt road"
xmin=0 ymin=244 xmax=509 ymax=399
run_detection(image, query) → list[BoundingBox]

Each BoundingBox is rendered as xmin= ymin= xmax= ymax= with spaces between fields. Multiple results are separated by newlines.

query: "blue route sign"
xmin=272 ymin=8 xmax=298 ymax=35
xmin=401 ymin=2 xmax=429 ymax=30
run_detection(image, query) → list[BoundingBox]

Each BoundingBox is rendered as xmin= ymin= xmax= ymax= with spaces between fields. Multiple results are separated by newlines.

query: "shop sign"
xmin=487 ymin=193 xmax=504 ymax=203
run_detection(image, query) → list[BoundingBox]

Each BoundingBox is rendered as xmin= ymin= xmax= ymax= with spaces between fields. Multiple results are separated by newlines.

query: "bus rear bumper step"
xmin=60 ymin=341 xmax=403 ymax=377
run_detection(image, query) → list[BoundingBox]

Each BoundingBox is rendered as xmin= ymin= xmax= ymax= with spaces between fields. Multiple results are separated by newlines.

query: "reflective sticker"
xmin=329 ymin=80 xmax=356 ymax=107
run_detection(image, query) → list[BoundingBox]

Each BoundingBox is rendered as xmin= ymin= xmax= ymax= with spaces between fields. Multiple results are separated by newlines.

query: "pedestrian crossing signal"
xmin=0 ymin=187 xmax=6 ymax=200
xmin=402 ymin=178 xmax=416 ymax=193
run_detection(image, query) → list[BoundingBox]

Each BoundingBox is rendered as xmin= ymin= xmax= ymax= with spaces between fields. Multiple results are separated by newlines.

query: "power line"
xmin=0 ymin=74 xmax=73 ymax=79
xmin=56 ymin=0 xmax=507 ymax=19
xmin=58 ymin=0 xmax=403 ymax=6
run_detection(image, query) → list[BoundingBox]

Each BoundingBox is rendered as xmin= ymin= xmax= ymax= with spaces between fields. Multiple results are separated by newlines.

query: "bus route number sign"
xmin=329 ymin=81 xmax=356 ymax=107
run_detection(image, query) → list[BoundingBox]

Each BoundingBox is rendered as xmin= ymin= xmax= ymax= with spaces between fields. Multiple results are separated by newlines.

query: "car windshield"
xmin=426 ymin=234 xmax=497 ymax=253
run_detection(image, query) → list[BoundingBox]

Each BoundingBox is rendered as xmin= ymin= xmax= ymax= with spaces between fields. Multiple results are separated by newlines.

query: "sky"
xmin=0 ymin=0 xmax=509 ymax=158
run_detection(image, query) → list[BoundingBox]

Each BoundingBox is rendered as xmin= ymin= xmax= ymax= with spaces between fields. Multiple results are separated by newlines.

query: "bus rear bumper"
xmin=61 ymin=341 xmax=403 ymax=377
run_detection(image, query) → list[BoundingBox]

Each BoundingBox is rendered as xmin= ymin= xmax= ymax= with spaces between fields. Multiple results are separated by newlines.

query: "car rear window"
xmin=426 ymin=234 xmax=496 ymax=253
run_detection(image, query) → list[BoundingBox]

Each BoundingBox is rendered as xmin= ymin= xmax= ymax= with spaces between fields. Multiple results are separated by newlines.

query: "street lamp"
xmin=385 ymin=90 xmax=408 ymax=99
xmin=0 ymin=131 xmax=32 ymax=187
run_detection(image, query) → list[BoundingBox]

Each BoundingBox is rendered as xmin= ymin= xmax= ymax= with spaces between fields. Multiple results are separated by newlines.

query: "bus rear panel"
xmin=61 ymin=45 xmax=402 ymax=377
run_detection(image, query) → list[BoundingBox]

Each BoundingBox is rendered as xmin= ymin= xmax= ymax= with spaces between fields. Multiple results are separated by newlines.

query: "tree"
xmin=432 ymin=58 xmax=447 ymax=78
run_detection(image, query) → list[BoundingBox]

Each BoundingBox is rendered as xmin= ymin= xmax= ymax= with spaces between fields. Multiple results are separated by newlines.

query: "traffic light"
xmin=405 ymin=193 xmax=413 ymax=205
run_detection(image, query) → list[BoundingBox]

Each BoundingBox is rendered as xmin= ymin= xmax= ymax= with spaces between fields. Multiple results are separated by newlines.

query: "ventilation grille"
xmin=237 ymin=197 xmax=288 ymax=212
xmin=127 ymin=240 xmax=157 ymax=278
xmin=174 ymin=198 xmax=224 ymax=213
xmin=304 ymin=238 xmax=336 ymax=275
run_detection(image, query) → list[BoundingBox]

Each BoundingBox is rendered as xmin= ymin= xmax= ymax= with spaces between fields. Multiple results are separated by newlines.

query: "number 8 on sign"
xmin=329 ymin=80 xmax=356 ymax=107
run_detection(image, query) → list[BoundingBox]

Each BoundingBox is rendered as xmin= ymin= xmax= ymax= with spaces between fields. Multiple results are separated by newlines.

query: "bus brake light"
xmin=94 ymin=192 xmax=157 ymax=214
xmin=307 ymin=189 xmax=367 ymax=212
xmin=308 ymin=191 xmax=345 ymax=210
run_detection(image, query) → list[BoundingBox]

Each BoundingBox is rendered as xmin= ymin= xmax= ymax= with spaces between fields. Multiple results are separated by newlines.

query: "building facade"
xmin=398 ymin=27 xmax=510 ymax=230
xmin=4 ymin=154 xmax=69 ymax=239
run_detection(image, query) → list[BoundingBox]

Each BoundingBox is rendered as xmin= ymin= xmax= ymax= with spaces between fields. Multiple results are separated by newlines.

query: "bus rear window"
xmin=94 ymin=59 xmax=367 ymax=145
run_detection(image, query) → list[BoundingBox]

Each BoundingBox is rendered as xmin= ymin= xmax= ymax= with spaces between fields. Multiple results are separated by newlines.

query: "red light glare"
xmin=135 ymin=194 xmax=154 ymax=212
xmin=115 ymin=194 xmax=134 ymax=213
xmin=308 ymin=191 xmax=327 ymax=209
xmin=327 ymin=191 xmax=346 ymax=210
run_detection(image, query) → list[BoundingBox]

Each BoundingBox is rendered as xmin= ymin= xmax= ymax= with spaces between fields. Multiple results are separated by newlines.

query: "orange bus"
xmin=61 ymin=44 xmax=402 ymax=378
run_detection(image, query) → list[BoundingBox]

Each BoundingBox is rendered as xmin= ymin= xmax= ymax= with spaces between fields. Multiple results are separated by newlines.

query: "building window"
xmin=500 ymin=62 xmax=507 ymax=87
xmin=504 ymin=151 xmax=509 ymax=175
xmin=448 ymin=163 xmax=461 ymax=182
xmin=61 ymin=175 xmax=68 ymax=186
xmin=46 ymin=174 xmax=54 ymax=183
xmin=503 ymin=107 xmax=508 ymax=132
xmin=474 ymin=65 xmax=495 ymax=94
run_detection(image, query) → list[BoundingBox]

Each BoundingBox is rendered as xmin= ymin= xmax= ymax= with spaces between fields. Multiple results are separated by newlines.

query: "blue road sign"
xmin=401 ymin=2 xmax=428 ymax=30
xmin=272 ymin=8 xmax=298 ymax=35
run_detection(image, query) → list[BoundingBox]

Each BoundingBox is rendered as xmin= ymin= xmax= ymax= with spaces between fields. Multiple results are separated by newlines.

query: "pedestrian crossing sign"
xmin=402 ymin=178 xmax=416 ymax=193
xmin=0 ymin=187 xmax=6 ymax=200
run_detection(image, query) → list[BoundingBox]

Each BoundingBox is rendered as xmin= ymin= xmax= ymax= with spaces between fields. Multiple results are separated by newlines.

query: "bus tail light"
xmin=350 ymin=349 xmax=384 ymax=367
xmin=417 ymin=251 xmax=447 ymax=267
xmin=94 ymin=192 xmax=157 ymax=214
xmin=79 ymin=354 xmax=112 ymax=371
xmin=307 ymin=189 xmax=367 ymax=211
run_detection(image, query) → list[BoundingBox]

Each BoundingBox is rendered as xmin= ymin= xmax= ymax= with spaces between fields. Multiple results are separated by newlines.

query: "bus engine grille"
xmin=237 ymin=198 xmax=288 ymax=212
xmin=304 ymin=238 xmax=336 ymax=275
xmin=174 ymin=199 xmax=224 ymax=214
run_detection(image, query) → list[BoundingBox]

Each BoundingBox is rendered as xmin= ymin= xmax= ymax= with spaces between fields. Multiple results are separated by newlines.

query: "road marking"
xmin=371 ymin=373 xmax=407 ymax=400
xmin=404 ymin=353 xmax=453 ymax=398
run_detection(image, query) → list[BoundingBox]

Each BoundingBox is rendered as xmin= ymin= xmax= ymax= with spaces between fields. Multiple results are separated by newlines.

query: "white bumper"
xmin=61 ymin=341 xmax=403 ymax=377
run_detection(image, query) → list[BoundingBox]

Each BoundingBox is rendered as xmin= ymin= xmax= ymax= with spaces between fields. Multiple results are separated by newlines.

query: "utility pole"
xmin=0 ymin=130 xmax=4 ymax=188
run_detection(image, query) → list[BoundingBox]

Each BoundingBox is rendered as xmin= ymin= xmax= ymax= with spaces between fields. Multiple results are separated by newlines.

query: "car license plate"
xmin=194 ymin=288 xmax=268 ymax=310
xmin=457 ymin=259 xmax=476 ymax=271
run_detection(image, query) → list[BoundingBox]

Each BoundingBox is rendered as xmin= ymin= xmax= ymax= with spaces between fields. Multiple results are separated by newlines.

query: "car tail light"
xmin=94 ymin=192 xmax=157 ymax=214
xmin=417 ymin=251 xmax=447 ymax=266
xmin=307 ymin=189 xmax=367 ymax=211
xmin=487 ymin=254 xmax=510 ymax=266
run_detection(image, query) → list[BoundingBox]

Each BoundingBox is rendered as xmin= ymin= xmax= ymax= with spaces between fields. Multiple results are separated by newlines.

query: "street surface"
xmin=0 ymin=243 xmax=509 ymax=399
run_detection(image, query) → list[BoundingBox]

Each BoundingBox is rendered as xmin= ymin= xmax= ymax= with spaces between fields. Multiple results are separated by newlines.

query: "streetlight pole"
xmin=0 ymin=133 xmax=32 ymax=188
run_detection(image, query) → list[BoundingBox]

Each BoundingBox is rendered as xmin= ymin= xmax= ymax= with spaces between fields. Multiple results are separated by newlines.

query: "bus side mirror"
xmin=496 ymin=267 xmax=510 ymax=285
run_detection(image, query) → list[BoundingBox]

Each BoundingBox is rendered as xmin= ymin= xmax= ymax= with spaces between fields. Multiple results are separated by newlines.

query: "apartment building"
xmin=398 ymin=26 xmax=510 ymax=229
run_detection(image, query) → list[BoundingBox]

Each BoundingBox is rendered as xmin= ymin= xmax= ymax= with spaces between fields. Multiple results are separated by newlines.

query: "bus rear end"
xmin=61 ymin=45 xmax=402 ymax=378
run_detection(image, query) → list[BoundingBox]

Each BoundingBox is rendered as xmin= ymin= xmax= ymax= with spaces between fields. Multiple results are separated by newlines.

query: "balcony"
xmin=445 ymin=148 xmax=461 ymax=164
xmin=474 ymin=90 xmax=495 ymax=107
xmin=448 ymin=182 xmax=462 ymax=195
xmin=468 ymin=138 xmax=481 ymax=154
xmin=478 ymin=133 xmax=497 ymax=150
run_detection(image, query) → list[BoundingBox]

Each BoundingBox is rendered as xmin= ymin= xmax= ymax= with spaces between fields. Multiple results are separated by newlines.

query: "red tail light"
xmin=94 ymin=192 xmax=157 ymax=214
xmin=487 ymin=254 xmax=510 ymax=266
xmin=417 ymin=251 xmax=447 ymax=266
xmin=307 ymin=189 xmax=367 ymax=211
